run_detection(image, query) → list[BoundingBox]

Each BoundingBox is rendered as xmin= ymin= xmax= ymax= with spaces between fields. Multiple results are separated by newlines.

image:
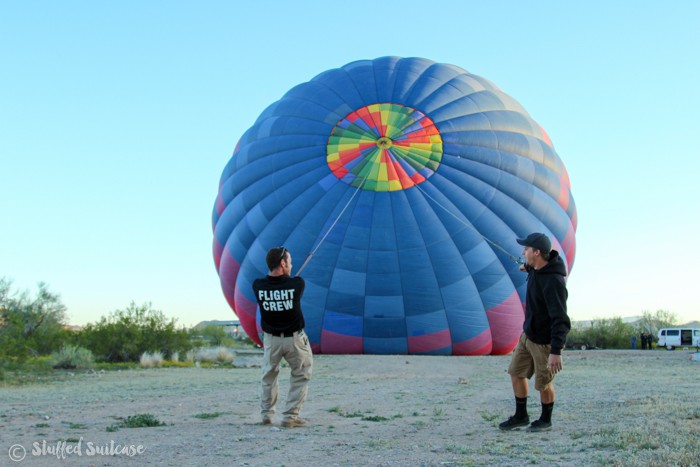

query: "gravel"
xmin=2 ymin=349 xmax=699 ymax=466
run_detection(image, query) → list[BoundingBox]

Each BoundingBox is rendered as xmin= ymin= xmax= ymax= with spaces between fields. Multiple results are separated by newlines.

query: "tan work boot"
xmin=281 ymin=418 xmax=308 ymax=428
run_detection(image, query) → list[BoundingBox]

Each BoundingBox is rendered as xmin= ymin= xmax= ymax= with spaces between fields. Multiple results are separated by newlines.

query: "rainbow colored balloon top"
xmin=326 ymin=103 xmax=443 ymax=191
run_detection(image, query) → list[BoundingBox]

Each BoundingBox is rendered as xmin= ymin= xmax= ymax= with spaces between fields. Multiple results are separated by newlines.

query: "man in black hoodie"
xmin=499 ymin=233 xmax=570 ymax=433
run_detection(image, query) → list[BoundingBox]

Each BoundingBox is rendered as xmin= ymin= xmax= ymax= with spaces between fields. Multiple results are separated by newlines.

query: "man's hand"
xmin=547 ymin=354 xmax=563 ymax=374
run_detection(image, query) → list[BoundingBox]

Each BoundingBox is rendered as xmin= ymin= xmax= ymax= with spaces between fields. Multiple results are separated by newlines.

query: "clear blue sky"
xmin=2 ymin=1 xmax=698 ymax=327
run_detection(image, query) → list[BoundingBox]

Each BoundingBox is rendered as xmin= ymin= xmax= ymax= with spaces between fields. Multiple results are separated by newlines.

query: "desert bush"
xmin=186 ymin=347 xmax=235 ymax=364
xmin=1 ymin=278 xmax=72 ymax=358
xmin=107 ymin=413 xmax=165 ymax=431
xmin=567 ymin=317 xmax=637 ymax=349
xmin=78 ymin=302 xmax=192 ymax=362
xmin=198 ymin=325 xmax=227 ymax=346
xmin=122 ymin=413 xmax=165 ymax=427
xmin=568 ymin=310 xmax=680 ymax=350
xmin=213 ymin=347 xmax=235 ymax=363
xmin=50 ymin=345 xmax=95 ymax=369
xmin=139 ymin=351 xmax=164 ymax=368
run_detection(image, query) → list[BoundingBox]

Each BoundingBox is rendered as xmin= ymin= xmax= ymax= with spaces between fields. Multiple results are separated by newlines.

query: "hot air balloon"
xmin=213 ymin=57 xmax=577 ymax=355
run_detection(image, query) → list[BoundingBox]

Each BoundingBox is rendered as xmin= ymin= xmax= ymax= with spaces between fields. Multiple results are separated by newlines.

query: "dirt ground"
xmin=1 ymin=349 xmax=699 ymax=466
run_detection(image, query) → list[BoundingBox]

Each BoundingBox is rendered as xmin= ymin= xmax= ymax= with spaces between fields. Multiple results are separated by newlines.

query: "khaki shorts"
xmin=507 ymin=333 xmax=554 ymax=391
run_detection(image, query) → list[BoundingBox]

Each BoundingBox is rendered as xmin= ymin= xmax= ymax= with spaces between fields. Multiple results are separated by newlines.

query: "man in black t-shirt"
xmin=252 ymin=247 xmax=313 ymax=428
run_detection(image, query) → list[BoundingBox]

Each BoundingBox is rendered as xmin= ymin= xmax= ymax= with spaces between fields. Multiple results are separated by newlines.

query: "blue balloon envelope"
xmin=213 ymin=57 xmax=577 ymax=355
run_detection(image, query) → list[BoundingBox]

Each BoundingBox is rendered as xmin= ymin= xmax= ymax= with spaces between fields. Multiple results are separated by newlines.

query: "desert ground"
xmin=1 ymin=349 xmax=699 ymax=466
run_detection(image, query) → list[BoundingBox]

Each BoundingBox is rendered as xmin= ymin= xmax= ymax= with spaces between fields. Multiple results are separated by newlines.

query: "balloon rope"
xmin=414 ymin=184 xmax=523 ymax=265
xmin=295 ymin=175 xmax=369 ymax=276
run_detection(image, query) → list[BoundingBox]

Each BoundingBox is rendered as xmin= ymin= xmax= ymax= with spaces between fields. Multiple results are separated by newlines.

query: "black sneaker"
xmin=498 ymin=415 xmax=530 ymax=431
xmin=527 ymin=419 xmax=552 ymax=432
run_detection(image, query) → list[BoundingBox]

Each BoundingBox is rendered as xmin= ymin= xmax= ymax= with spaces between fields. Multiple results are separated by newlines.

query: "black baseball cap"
xmin=516 ymin=233 xmax=551 ymax=253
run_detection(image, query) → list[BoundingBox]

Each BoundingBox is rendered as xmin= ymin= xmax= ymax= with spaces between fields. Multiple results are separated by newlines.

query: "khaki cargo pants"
xmin=261 ymin=330 xmax=313 ymax=422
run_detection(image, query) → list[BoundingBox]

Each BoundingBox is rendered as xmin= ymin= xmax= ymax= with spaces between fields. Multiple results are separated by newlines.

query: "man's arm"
xmin=544 ymin=278 xmax=570 ymax=355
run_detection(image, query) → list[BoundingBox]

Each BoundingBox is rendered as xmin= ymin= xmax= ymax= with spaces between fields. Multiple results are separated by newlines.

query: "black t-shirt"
xmin=252 ymin=274 xmax=305 ymax=335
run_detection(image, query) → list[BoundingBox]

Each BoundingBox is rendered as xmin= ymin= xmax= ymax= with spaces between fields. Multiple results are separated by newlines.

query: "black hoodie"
xmin=522 ymin=250 xmax=571 ymax=354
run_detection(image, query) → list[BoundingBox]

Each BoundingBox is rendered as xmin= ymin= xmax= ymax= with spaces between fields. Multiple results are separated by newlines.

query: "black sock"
xmin=540 ymin=402 xmax=554 ymax=423
xmin=515 ymin=396 xmax=528 ymax=418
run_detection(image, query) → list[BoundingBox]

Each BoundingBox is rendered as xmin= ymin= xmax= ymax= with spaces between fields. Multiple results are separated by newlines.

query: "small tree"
xmin=79 ymin=302 xmax=192 ymax=362
xmin=637 ymin=309 xmax=678 ymax=335
xmin=199 ymin=324 xmax=228 ymax=346
xmin=0 ymin=278 xmax=70 ymax=358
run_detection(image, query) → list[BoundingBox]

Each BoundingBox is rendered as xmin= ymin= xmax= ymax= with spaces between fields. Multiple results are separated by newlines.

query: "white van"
xmin=657 ymin=328 xmax=700 ymax=350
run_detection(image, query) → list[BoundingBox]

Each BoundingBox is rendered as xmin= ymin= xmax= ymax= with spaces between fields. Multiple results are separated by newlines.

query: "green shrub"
xmin=1 ymin=278 xmax=72 ymax=358
xmin=567 ymin=317 xmax=636 ymax=349
xmin=50 ymin=346 xmax=94 ymax=369
xmin=198 ymin=325 xmax=227 ymax=346
xmin=122 ymin=414 xmax=165 ymax=428
xmin=107 ymin=413 xmax=166 ymax=431
xmin=78 ymin=302 xmax=192 ymax=362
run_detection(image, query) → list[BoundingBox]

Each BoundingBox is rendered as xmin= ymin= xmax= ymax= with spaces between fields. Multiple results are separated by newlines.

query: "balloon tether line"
xmin=295 ymin=175 xmax=369 ymax=276
xmin=414 ymin=184 xmax=524 ymax=265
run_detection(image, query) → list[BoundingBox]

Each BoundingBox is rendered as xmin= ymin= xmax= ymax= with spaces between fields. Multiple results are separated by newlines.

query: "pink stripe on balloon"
xmin=538 ymin=124 xmax=553 ymax=147
xmin=212 ymin=237 xmax=224 ymax=270
xmin=219 ymin=245 xmax=262 ymax=347
xmin=452 ymin=328 xmax=492 ymax=355
xmin=408 ymin=329 xmax=451 ymax=354
xmin=321 ymin=329 xmax=363 ymax=354
xmin=561 ymin=224 xmax=577 ymax=273
xmin=486 ymin=290 xmax=524 ymax=355
xmin=215 ymin=189 xmax=226 ymax=217
xmin=233 ymin=289 xmax=260 ymax=346
xmin=549 ymin=234 xmax=575 ymax=277
xmin=557 ymin=182 xmax=570 ymax=212
xmin=219 ymin=244 xmax=240 ymax=299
